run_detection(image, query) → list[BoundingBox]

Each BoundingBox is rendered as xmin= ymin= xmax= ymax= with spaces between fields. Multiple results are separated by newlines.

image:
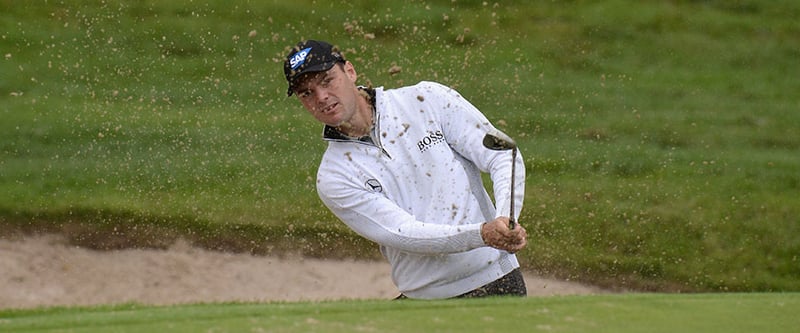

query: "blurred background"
xmin=1 ymin=0 xmax=798 ymax=292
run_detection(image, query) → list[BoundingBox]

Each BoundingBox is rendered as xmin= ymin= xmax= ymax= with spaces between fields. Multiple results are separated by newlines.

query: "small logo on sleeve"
xmin=365 ymin=179 xmax=383 ymax=193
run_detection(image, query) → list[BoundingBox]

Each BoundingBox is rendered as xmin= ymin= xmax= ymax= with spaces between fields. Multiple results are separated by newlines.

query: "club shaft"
xmin=509 ymin=148 xmax=516 ymax=229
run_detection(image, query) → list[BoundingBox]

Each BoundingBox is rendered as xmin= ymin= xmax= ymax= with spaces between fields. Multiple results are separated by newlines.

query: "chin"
xmin=324 ymin=119 xmax=343 ymax=127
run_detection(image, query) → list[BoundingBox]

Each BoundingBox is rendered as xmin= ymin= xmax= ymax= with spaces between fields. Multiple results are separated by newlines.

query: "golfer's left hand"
xmin=481 ymin=217 xmax=527 ymax=253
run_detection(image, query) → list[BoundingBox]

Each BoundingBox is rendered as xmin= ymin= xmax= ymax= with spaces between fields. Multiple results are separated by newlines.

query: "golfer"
xmin=283 ymin=40 xmax=528 ymax=299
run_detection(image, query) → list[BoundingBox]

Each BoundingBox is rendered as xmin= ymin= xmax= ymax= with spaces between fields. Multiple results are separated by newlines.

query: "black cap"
xmin=283 ymin=40 xmax=345 ymax=96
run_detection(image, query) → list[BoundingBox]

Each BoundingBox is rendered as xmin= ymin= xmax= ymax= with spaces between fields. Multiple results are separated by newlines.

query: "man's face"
xmin=293 ymin=62 xmax=359 ymax=128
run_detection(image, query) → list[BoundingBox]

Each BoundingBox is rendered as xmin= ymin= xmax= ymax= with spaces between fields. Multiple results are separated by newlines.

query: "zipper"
xmin=324 ymin=133 xmax=392 ymax=159
xmin=369 ymin=116 xmax=392 ymax=159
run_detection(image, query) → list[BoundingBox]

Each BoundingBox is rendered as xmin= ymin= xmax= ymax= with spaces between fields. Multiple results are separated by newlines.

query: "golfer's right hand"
xmin=480 ymin=217 xmax=527 ymax=253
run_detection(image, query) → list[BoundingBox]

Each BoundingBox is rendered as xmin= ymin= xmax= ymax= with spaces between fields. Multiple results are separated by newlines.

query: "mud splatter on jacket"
xmin=317 ymin=81 xmax=525 ymax=299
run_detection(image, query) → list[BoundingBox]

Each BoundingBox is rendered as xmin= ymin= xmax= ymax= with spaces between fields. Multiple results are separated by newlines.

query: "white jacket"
xmin=317 ymin=81 xmax=525 ymax=299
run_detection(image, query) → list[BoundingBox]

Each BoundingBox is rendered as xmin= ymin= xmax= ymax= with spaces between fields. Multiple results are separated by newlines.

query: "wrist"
xmin=479 ymin=222 xmax=489 ymax=245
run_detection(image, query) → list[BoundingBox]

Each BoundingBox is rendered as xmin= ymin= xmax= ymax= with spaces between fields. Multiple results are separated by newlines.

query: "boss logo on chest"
xmin=416 ymin=130 xmax=446 ymax=152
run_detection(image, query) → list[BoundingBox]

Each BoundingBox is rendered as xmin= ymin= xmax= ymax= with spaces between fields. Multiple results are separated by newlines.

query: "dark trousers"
xmin=395 ymin=268 xmax=527 ymax=299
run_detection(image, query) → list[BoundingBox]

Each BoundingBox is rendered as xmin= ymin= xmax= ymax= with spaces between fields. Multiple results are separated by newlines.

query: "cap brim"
xmin=286 ymin=61 xmax=338 ymax=96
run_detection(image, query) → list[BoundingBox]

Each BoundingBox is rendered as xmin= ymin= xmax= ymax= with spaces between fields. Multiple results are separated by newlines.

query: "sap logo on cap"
xmin=290 ymin=47 xmax=312 ymax=70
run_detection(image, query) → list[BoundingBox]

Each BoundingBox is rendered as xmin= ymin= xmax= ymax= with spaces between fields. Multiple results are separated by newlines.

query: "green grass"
xmin=1 ymin=293 xmax=797 ymax=332
xmin=1 ymin=0 xmax=799 ymax=293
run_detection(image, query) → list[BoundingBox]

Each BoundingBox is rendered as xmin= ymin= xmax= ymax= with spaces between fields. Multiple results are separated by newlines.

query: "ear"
xmin=342 ymin=61 xmax=358 ymax=82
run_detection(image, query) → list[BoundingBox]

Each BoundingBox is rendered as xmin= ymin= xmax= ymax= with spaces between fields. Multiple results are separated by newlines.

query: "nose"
xmin=318 ymin=87 xmax=331 ymax=101
xmin=311 ymin=86 xmax=330 ymax=105
xmin=312 ymin=88 xmax=330 ymax=111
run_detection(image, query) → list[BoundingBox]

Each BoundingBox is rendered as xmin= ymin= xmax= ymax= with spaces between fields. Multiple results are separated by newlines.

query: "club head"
xmin=482 ymin=129 xmax=517 ymax=151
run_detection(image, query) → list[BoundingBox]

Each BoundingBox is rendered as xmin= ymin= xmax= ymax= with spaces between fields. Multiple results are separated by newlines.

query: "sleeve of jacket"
xmin=417 ymin=81 xmax=526 ymax=220
xmin=316 ymin=163 xmax=487 ymax=254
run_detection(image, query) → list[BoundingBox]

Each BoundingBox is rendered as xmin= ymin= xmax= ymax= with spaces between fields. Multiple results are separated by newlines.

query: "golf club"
xmin=482 ymin=129 xmax=518 ymax=229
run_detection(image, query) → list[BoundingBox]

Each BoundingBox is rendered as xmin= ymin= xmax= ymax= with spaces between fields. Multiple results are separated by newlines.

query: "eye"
xmin=297 ymin=90 xmax=312 ymax=99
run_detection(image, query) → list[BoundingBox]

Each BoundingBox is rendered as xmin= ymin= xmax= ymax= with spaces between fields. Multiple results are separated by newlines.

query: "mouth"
xmin=320 ymin=102 xmax=339 ymax=114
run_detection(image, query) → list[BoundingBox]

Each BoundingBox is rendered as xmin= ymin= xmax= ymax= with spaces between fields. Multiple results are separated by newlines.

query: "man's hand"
xmin=481 ymin=217 xmax=527 ymax=253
